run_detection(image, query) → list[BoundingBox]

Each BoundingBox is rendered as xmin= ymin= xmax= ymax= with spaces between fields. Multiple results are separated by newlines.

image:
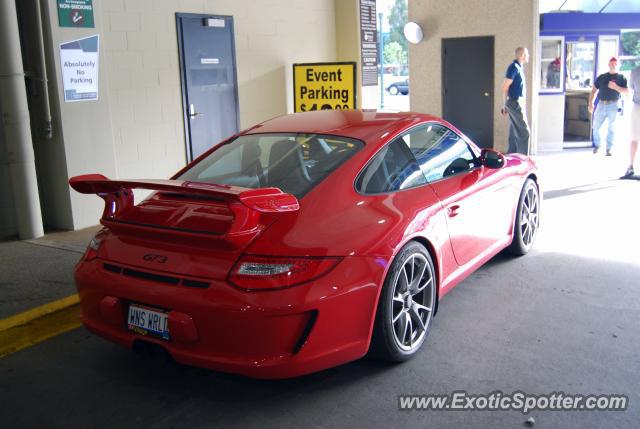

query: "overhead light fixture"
xmin=403 ymin=22 xmax=424 ymax=44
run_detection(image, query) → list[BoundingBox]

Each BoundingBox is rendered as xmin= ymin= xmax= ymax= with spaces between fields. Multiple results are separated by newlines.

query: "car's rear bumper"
xmin=74 ymin=255 xmax=387 ymax=379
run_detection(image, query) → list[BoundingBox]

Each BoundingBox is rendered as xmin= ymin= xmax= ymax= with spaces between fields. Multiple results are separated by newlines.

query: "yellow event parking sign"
xmin=293 ymin=62 xmax=357 ymax=112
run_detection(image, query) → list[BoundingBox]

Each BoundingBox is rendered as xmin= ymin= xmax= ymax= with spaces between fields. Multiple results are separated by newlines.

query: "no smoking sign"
xmin=57 ymin=0 xmax=94 ymax=28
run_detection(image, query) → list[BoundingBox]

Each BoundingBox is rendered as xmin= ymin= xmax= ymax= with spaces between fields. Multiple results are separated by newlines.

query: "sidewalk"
xmin=533 ymin=147 xmax=639 ymax=266
xmin=0 ymin=226 xmax=99 ymax=319
xmin=533 ymin=146 xmax=635 ymax=193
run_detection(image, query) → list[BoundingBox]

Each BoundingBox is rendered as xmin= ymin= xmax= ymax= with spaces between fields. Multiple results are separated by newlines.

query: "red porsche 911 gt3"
xmin=70 ymin=110 xmax=540 ymax=379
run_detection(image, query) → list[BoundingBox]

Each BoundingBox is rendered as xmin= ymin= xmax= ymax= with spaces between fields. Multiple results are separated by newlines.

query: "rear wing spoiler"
xmin=70 ymin=174 xmax=299 ymax=213
xmin=69 ymin=174 xmax=299 ymax=245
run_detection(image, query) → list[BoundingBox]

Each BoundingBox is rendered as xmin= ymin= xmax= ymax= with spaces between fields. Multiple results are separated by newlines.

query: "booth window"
xmin=540 ymin=37 xmax=564 ymax=93
xmin=566 ymin=41 xmax=595 ymax=90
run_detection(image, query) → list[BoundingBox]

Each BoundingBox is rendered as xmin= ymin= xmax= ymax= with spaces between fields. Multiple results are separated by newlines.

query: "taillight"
xmin=229 ymin=255 xmax=342 ymax=291
xmin=83 ymin=236 xmax=102 ymax=261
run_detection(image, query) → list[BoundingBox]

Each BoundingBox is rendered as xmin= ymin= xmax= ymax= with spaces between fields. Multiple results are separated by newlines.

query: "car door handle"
xmin=447 ymin=205 xmax=460 ymax=217
xmin=189 ymin=103 xmax=203 ymax=118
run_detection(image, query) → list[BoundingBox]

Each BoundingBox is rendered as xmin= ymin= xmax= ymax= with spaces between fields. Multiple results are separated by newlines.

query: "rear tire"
xmin=507 ymin=178 xmax=540 ymax=256
xmin=369 ymin=242 xmax=436 ymax=362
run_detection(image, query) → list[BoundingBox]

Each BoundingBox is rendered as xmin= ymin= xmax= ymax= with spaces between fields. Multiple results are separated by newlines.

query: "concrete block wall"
xmin=102 ymin=0 xmax=337 ymax=182
xmin=2 ymin=0 xmax=338 ymax=233
xmin=42 ymin=0 xmax=118 ymax=230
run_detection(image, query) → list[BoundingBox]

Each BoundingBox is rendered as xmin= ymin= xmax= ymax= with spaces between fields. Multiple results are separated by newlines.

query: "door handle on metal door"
xmin=447 ymin=205 xmax=460 ymax=217
xmin=189 ymin=103 xmax=203 ymax=118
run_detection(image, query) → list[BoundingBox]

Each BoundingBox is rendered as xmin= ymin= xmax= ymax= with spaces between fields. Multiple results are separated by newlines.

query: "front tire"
xmin=370 ymin=242 xmax=436 ymax=362
xmin=507 ymin=178 xmax=540 ymax=255
xmin=388 ymin=85 xmax=399 ymax=95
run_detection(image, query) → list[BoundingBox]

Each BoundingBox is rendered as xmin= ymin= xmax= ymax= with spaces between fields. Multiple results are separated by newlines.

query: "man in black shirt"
xmin=588 ymin=57 xmax=629 ymax=156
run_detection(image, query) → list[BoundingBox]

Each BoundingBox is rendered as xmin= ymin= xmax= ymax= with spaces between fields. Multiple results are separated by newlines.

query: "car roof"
xmin=242 ymin=110 xmax=444 ymax=143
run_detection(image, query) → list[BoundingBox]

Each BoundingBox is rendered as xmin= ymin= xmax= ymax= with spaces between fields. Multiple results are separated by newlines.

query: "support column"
xmin=335 ymin=0 xmax=380 ymax=109
xmin=0 ymin=0 xmax=44 ymax=239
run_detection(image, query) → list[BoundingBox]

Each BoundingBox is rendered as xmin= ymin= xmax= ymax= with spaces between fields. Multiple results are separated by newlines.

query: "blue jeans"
xmin=592 ymin=102 xmax=619 ymax=151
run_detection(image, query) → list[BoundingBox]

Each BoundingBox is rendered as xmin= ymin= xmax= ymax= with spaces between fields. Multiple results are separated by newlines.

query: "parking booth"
xmin=537 ymin=12 xmax=640 ymax=150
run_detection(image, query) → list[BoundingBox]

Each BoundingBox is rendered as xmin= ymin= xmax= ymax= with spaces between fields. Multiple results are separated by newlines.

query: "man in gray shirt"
xmin=626 ymin=65 xmax=640 ymax=177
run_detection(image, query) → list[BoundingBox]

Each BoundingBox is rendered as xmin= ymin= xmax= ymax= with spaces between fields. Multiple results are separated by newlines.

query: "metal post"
xmin=34 ymin=0 xmax=53 ymax=140
xmin=378 ymin=11 xmax=385 ymax=110
xmin=0 ymin=0 xmax=45 ymax=239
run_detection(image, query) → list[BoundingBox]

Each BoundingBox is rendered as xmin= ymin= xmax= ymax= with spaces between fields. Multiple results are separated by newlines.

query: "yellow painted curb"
xmin=0 ymin=294 xmax=79 ymax=332
xmin=0 ymin=295 xmax=82 ymax=358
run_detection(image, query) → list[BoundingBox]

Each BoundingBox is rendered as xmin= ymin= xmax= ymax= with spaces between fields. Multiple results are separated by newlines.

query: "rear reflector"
xmin=229 ymin=255 xmax=342 ymax=291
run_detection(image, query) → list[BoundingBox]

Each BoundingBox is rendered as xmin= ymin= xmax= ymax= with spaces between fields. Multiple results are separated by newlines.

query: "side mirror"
xmin=480 ymin=149 xmax=505 ymax=169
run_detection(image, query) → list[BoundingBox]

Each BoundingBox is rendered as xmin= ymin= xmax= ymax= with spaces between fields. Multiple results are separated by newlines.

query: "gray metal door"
xmin=177 ymin=14 xmax=239 ymax=161
xmin=442 ymin=36 xmax=494 ymax=149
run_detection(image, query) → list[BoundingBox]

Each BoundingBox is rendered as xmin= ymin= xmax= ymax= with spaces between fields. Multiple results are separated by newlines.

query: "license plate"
xmin=127 ymin=304 xmax=170 ymax=340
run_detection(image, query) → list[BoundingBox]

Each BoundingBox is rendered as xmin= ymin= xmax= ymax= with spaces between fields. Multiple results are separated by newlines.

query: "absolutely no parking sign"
xmin=59 ymin=35 xmax=99 ymax=102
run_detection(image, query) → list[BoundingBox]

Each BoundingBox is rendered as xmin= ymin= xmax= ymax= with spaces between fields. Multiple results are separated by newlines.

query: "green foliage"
xmin=621 ymin=31 xmax=640 ymax=57
xmin=384 ymin=41 xmax=407 ymax=65
xmin=620 ymin=32 xmax=640 ymax=71
xmin=620 ymin=59 xmax=640 ymax=72
xmin=386 ymin=0 xmax=408 ymax=62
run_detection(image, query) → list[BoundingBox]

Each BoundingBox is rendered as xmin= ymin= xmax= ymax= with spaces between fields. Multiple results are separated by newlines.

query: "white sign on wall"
xmin=59 ymin=35 xmax=99 ymax=102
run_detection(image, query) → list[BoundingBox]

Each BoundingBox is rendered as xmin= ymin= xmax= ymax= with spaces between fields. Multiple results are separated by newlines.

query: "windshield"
xmin=177 ymin=133 xmax=363 ymax=198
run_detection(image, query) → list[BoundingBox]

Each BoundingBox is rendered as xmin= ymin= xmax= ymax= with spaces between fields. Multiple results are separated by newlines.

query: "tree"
xmin=621 ymin=31 xmax=640 ymax=71
xmin=621 ymin=31 xmax=640 ymax=57
xmin=384 ymin=41 xmax=407 ymax=65
xmin=387 ymin=0 xmax=408 ymax=56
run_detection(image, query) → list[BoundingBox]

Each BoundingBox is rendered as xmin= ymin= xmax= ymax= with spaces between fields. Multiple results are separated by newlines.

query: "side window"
xmin=402 ymin=124 xmax=477 ymax=182
xmin=356 ymin=138 xmax=426 ymax=194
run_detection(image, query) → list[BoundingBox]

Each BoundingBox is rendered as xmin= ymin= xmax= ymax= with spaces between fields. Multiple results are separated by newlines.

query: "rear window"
xmin=177 ymin=133 xmax=363 ymax=198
